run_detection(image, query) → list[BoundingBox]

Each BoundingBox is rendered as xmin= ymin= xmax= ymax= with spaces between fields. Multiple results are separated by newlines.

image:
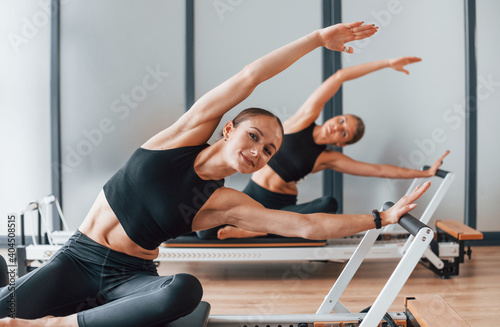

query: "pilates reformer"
xmin=15 ymin=167 xmax=482 ymax=279
xmin=0 ymin=255 xmax=7 ymax=288
xmin=163 ymin=203 xmax=470 ymax=327
xmin=161 ymin=166 xmax=482 ymax=278
xmin=4 ymin=203 xmax=471 ymax=326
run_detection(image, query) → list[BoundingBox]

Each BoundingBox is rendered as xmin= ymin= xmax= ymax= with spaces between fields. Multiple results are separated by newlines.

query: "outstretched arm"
xmin=194 ymin=180 xmax=431 ymax=240
xmin=316 ymin=150 xmax=450 ymax=179
xmin=144 ymin=22 xmax=378 ymax=149
xmin=286 ymin=56 xmax=421 ymax=131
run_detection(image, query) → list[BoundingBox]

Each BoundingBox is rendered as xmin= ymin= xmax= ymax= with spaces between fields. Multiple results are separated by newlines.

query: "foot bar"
xmin=383 ymin=202 xmax=428 ymax=236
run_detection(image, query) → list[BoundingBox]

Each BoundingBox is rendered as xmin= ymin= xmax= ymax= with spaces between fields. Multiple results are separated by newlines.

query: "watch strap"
xmin=372 ymin=209 xmax=382 ymax=229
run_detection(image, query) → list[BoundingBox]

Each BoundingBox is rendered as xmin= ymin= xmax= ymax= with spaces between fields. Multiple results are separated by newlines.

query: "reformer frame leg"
xmin=422 ymin=220 xmax=483 ymax=278
xmin=16 ymin=246 xmax=27 ymax=277
xmin=359 ymin=227 xmax=433 ymax=326
xmin=316 ymin=229 xmax=382 ymax=314
xmin=165 ymin=301 xmax=211 ymax=327
xmin=208 ymin=204 xmax=434 ymax=327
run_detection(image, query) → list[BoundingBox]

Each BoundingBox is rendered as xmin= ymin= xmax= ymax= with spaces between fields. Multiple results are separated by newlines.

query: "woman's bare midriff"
xmin=78 ymin=190 xmax=159 ymax=260
xmin=251 ymin=165 xmax=298 ymax=195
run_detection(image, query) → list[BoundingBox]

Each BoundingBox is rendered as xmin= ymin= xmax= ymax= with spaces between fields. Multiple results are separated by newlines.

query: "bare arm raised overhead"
xmin=315 ymin=149 xmax=450 ymax=179
xmin=142 ymin=22 xmax=378 ymax=150
xmin=286 ymin=56 xmax=421 ymax=132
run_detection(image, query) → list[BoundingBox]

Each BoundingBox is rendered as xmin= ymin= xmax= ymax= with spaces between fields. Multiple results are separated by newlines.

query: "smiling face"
xmin=222 ymin=116 xmax=283 ymax=174
xmin=322 ymin=114 xmax=362 ymax=147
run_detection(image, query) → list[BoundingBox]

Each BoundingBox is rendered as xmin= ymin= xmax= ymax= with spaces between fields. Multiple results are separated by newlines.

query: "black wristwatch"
xmin=372 ymin=209 xmax=382 ymax=229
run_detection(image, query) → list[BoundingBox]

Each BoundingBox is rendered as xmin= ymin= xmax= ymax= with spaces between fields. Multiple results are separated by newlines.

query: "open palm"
xmin=318 ymin=22 xmax=379 ymax=53
xmin=389 ymin=56 xmax=422 ymax=75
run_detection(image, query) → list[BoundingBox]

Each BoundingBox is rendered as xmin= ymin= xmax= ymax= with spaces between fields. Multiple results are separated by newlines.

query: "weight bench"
xmin=0 ymin=255 xmax=7 ymax=288
xmin=157 ymin=166 xmax=480 ymax=278
xmin=166 ymin=297 xmax=470 ymax=327
xmin=164 ymin=202 xmax=471 ymax=327
xmin=15 ymin=167 xmax=482 ymax=278
xmin=165 ymin=235 xmax=327 ymax=248
xmin=164 ymin=301 xmax=211 ymax=327
xmin=170 ymin=297 xmax=470 ymax=327
xmin=8 ymin=203 xmax=471 ymax=326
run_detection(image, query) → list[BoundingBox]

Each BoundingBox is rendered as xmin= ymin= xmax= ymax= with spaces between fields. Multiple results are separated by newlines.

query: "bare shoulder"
xmin=141 ymin=123 xmax=180 ymax=150
xmin=282 ymin=114 xmax=314 ymax=134
xmin=315 ymin=148 xmax=338 ymax=162
xmin=204 ymin=187 xmax=259 ymax=211
xmin=191 ymin=186 xmax=262 ymax=231
xmin=313 ymin=148 xmax=346 ymax=172
xmin=141 ymin=121 xmax=209 ymax=150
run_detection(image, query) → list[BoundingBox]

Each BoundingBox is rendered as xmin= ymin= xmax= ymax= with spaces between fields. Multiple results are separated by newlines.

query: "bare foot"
xmin=217 ymin=226 xmax=268 ymax=240
xmin=0 ymin=314 xmax=77 ymax=327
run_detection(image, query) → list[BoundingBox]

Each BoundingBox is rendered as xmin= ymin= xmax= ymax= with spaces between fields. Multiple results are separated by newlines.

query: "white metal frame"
xmin=208 ymin=209 xmax=434 ymax=327
xmin=159 ymin=168 xmax=455 ymax=265
xmin=18 ymin=168 xmax=456 ymax=273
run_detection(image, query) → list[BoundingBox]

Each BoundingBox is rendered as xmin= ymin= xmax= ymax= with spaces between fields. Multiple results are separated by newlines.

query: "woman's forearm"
xmin=338 ymin=59 xmax=391 ymax=82
xmin=246 ymin=23 xmax=380 ymax=86
xmin=228 ymin=198 xmax=377 ymax=241
xmin=374 ymin=151 xmax=449 ymax=179
xmin=300 ymin=59 xmax=390 ymax=116
xmin=375 ymin=164 xmax=431 ymax=179
xmin=224 ymin=178 xmax=430 ymax=241
xmin=172 ymin=30 xmax=323 ymax=136
xmin=301 ymin=213 xmax=376 ymax=240
xmin=244 ymin=31 xmax=323 ymax=85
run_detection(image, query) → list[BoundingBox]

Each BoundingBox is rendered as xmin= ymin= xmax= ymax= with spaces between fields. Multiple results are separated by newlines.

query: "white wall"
xmin=59 ymin=0 xmax=185 ymax=229
xmin=194 ymin=0 xmax=323 ymax=202
xmin=342 ymin=0 xmax=466 ymax=227
xmin=477 ymin=0 xmax=500 ymax=232
xmin=2 ymin=0 xmax=498 ymax=237
xmin=0 ymin=0 xmax=51 ymax=235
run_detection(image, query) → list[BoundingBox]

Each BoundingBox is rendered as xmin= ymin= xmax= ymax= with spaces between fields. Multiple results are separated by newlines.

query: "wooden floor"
xmin=158 ymin=245 xmax=500 ymax=326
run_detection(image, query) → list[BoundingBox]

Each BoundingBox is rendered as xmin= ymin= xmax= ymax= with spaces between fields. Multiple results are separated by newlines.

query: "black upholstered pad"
xmin=164 ymin=301 xmax=211 ymax=327
xmin=0 ymin=255 xmax=7 ymax=287
xmin=163 ymin=235 xmax=327 ymax=248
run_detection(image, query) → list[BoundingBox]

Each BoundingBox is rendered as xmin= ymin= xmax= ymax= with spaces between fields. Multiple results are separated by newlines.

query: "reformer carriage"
xmin=16 ymin=166 xmax=482 ymax=280
xmin=10 ymin=166 xmax=481 ymax=326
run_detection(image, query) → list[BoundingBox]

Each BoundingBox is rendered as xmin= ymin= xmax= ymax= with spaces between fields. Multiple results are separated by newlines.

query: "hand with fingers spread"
xmin=388 ymin=56 xmax=422 ymax=75
xmin=379 ymin=180 xmax=431 ymax=226
xmin=426 ymin=150 xmax=451 ymax=176
xmin=318 ymin=21 xmax=379 ymax=53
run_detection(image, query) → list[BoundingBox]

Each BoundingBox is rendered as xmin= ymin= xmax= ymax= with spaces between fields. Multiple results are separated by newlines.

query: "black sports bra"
xmin=267 ymin=123 xmax=326 ymax=183
xmin=103 ymin=145 xmax=224 ymax=250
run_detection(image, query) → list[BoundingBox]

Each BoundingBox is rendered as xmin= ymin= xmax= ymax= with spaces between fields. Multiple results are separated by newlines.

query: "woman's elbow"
xmin=240 ymin=64 xmax=262 ymax=87
xmin=300 ymin=229 xmax=316 ymax=240
xmin=299 ymin=219 xmax=326 ymax=240
xmin=333 ymin=69 xmax=345 ymax=81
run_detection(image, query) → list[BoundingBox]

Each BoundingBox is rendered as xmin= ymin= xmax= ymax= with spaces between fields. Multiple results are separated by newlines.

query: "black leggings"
xmin=0 ymin=231 xmax=202 ymax=327
xmin=196 ymin=179 xmax=338 ymax=240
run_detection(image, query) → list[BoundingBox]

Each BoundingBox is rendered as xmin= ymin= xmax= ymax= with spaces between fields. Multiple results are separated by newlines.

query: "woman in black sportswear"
xmin=210 ymin=57 xmax=449 ymax=240
xmin=0 ymin=22 xmax=430 ymax=327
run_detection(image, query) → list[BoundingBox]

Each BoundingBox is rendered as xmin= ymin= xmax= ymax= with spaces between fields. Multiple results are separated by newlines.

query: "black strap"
xmin=372 ymin=209 xmax=382 ymax=229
